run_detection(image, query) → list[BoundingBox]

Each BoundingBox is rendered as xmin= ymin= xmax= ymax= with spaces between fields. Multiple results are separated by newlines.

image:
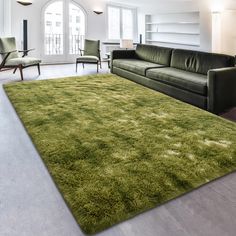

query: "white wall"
xmin=0 ymin=0 xmax=3 ymax=35
xmin=134 ymin=0 xmax=236 ymax=54
xmin=0 ymin=0 xmax=12 ymax=37
xmin=219 ymin=1 xmax=236 ymax=55
xmin=134 ymin=0 xmax=213 ymax=52
xmin=11 ymin=0 xmax=107 ymax=60
xmin=8 ymin=0 xmax=236 ymax=63
xmin=199 ymin=0 xmax=236 ymax=54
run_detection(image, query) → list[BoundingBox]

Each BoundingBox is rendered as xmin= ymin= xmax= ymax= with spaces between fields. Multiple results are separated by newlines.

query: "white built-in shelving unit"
xmin=145 ymin=11 xmax=200 ymax=48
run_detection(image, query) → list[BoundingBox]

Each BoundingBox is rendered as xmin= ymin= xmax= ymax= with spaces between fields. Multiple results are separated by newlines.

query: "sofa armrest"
xmin=111 ymin=50 xmax=136 ymax=72
xmin=207 ymin=67 xmax=236 ymax=114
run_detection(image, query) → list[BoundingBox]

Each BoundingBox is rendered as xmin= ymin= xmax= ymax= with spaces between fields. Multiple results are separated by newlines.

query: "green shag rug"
xmin=4 ymin=74 xmax=236 ymax=234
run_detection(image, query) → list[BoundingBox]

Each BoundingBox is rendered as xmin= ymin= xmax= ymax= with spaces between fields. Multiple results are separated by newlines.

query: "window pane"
xmin=44 ymin=1 xmax=63 ymax=55
xmin=69 ymin=2 xmax=85 ymax=54
xmin=122 ymin=9 xmax=133 ymax=39
xmin=108 ymin=7 xmax=120 ymax=40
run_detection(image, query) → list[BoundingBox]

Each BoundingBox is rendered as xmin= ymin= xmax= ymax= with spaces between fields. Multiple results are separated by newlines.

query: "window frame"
xmin=106 ymin=3 xmax=138 ymax=42
xmin=41 ymin=0 xmax=87 ymax=63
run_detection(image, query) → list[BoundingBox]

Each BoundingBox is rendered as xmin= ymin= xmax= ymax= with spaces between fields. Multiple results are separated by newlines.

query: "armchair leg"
xmin=19 ymin=65 xmax=24 ymax=81
xmin=100 ymin=61 xmax=102 ymax=69
xmin=82 ymin=63 xmax=85 ymax=69
xmin=97 ymin=63 xmax=99 ymax=73
xmin=13 ymin=68 xmax=17 ymax=74
xmin=76 ymin=61 xmax=78 ymax=72
xmin=37 ymin=64 xmax=41 ymax=75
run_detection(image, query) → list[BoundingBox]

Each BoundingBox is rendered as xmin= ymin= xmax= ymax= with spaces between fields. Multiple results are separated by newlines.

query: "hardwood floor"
xmin=0 ymin=64 xmax=235 ymax=236
xmin=221 ymin=107 xmax=236 ymax=122
xmin=0 ymin=63 xmax=110 ymax=84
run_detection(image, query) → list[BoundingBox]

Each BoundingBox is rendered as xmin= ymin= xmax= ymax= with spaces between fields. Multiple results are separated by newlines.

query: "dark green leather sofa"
xmin=111 ymin=44 xmax=236 ymax=114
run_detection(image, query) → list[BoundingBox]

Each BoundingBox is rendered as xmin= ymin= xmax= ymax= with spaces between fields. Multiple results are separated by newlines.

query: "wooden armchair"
xmin=76 ymin=39 xmax=101 ymax=73
xmin=0 ymin=37 xmax=41 ymax=80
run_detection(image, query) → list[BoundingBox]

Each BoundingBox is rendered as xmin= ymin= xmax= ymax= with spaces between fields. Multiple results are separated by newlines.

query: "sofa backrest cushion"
xmin=171 ymin=49 xmax=235 ymax=75
xmin=135 ymin=44 xmax=173 ymax=66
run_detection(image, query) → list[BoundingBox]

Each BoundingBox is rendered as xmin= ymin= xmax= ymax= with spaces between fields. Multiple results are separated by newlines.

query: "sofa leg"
xmin=76 ymin=62 xmax=78 ymax=72
xmin=13 ymin=68 xmax=17 ymax=74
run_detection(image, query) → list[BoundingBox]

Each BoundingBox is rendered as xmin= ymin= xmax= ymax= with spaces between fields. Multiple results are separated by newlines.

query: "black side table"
xmin=105 ymin=52 xmax=111 ymax=69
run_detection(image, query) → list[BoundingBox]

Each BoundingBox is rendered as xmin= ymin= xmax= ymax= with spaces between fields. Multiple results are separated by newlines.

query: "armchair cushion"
xmin=5 ymin=57 xmax=41 ymax=66
xmin=0 ymin=37 xmax=19 ymax=61
xmin=84 ymin=40 xmax=100 ymax=58
xmin=76 ymin=56 xmax=99 ymax=63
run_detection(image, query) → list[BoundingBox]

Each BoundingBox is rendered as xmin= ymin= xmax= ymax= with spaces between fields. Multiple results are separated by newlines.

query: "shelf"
xmin=146 ymin=22 xmax=199 ymax=25
xmin=146 ymin=31 xmax=200 ymax=35
xmin=146 ymin=39 xmax=200 ymax=47
xmin=102 ymin=42 xmax=139 ymax=45
xmin=146 ymin=31 xmax=158 ymax=33
xmin=145 ymin=12 xmax=200 ymax=48
xmin=148 ymin=11 xmax=200 ymax=15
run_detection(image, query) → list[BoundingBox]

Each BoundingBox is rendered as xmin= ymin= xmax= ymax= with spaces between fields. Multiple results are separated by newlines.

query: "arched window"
xmin=69 ymin=2 xmax=86 ymax=54
xmin=43 ymin=0 xmax=86 ymax=62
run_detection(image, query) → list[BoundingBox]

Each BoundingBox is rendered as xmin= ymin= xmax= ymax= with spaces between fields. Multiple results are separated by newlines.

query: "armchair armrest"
xmin=207 ymin=67 xmax=236 ymax=114
xmin=0 ymin=50 xmax=17 ymax=55
xmin=18 ymin=48 xmax=35 ymax=53
xmin=0 ymin=50 xmax=17 ymax=67
xmin=19 ymin=48 xmax=35 ymax=57
xmin=78 ymin=48 xmax=84 ymax=56
xmin=110 ymin=50 xmax=136 ymax=72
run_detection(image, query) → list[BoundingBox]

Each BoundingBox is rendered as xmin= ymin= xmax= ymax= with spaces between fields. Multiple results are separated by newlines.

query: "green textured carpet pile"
xmin=4 ymin=74 xmax=236 ymax=234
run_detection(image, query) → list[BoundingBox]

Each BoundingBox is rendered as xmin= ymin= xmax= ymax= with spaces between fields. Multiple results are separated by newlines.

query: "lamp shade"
xmin=17 ymin=0 xmax=33 ymax=6
xmin=120 ymin=39 xmax=133 ymax=49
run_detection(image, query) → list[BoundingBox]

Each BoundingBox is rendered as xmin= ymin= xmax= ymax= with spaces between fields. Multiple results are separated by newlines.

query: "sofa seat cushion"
xmin=113 ymin=59 xmax=166 ymax=76
xmin=146 ymin=67 xmax=207 ymax=95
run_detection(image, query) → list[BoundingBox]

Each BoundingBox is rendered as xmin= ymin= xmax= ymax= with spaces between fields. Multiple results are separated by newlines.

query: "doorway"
xmin=42 ymin=0 xmax=86 ymax=63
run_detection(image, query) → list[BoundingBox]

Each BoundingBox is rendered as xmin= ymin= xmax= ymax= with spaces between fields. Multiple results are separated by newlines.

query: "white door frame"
xmin=41 ymin=0 xmax=87 ymax=64
xmin=66 ymin=0 xmax=87 ymax=63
